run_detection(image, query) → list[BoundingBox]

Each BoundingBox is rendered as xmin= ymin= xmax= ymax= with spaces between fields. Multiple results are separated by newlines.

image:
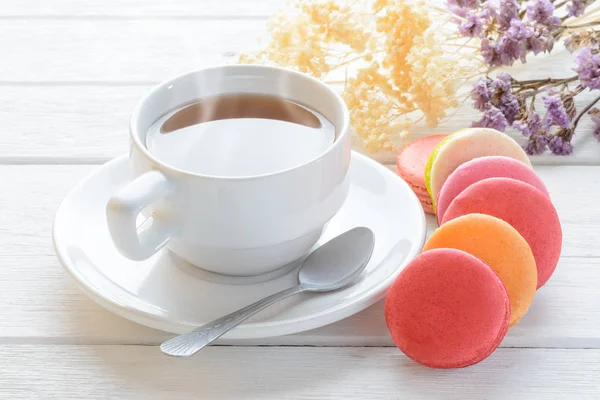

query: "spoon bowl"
xmin=299 ymin=227 xmax=375 ymax=291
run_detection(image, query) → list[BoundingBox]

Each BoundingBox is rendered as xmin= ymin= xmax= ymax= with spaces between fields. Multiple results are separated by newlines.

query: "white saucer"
xmin=53 ymin=152 xmax=426 ymax=337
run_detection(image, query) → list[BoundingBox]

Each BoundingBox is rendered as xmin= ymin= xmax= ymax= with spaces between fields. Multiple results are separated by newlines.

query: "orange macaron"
xmin=423 ymin=214 xmax=537 ymax=326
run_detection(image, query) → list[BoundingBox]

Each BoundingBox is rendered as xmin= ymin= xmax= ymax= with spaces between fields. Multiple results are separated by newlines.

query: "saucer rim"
xmin=53 ymin=151 xmax=427 ymax=337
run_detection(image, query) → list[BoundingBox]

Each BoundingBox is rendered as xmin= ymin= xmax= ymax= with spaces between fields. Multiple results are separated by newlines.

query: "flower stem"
xmin=562 ymin=21 xmax=600 ymax=29
xmin=572 ymin=93 xmax=600 ymax=128
xmin=515 ymin=76 xmax=579 ymax=98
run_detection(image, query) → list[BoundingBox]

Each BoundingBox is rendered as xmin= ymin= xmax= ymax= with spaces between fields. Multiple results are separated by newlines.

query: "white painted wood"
xmin=1 ymin=85 xmax=600 ymax=164
xmin=1 ymin=44 xmax=599 ymax=162
xmin=0 ymin=20 xmax=263 ymax=83
xmin=1 ymin=0 xmax=598 ymax=396
xmin=0 ymin=0 xmax=280 ymax=17
xmin=1 ymin=346 xmax=599 ymax=399
xmin=0 ymin=165 xmax=598 ymax=348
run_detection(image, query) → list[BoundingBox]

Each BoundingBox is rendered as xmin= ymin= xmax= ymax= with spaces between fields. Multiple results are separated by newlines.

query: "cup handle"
xmin=106 ymin=170 xmax=179 ymax=261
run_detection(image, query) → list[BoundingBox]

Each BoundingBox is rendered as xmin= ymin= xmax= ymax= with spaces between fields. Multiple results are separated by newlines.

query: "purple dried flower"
xmin=526 ymin=0 xmax=557 ymax=25
xmin=567 ymin=0 xmax=586 ymax=17
xmin=573 ymin=47 xmax=600 ymax=90
xmin=543 ymin=93 xmax=570 ymax=128
xmin=459 ymin=12 xmax=484 ymax=37
xmin=513 ymin=111 xmax=543 ymax=137
xmin=480 ymin=72 xmax=519 ymax=125
xmin=506 ymin=19 xmax=534 ymax=41
xmin=548 ymin=134 xmax=574 ymax=155
xmin=498 ymin=0 xmax=520 ymax=28
xmin=446 ymin=0 xmax=479 ymax=9
xmin=471 ymin=77 xmax=491 ymax=111
xmin=481 ymin=39 xmax=503 ymax=67
xmin=490 ymin=72 xmax=512 ymax=93
xmin=499 ymin=92 xmax=520 ymax=124
xmin=446 ymin=0 xmax=479 ymax=16
xmin=523 ymin=133 xmax=550 ymax=155
xmin=528 ymin=26 xmax=554 ymax=55
xmin=498 ymin=36 xmax=521 ymax=66
xmin=472 ymin=105 xmax=510 ymax=131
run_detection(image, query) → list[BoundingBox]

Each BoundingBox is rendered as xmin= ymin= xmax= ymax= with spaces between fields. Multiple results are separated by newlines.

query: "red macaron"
xmin=385 ymin=248 xmax=510 ymax=369
xmin=442 ymin=177 xmax=562 ymax=288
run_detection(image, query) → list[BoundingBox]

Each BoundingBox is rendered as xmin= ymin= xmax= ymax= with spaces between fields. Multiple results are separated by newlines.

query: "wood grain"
xmin=0 ymin=165 xmax=598 ymax=348
xmin=2 ymin=85 xmax=600 ymax=164
xmin=0 ymin=20 xmax=263 ymax=83
xmin=0 ymin=0 xmax=280 ymax=17
xmin=2 ymin=0 xmax=599 ymax=396
xmin=1 ymin=346 xmax=599 ymax=399
xmin=0 ymin=18 xmax=599 ymax=162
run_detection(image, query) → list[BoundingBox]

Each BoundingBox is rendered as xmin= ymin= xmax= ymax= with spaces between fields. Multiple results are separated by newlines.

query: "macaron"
xmin=442 ymin=177 xmax=562 ymax=289
xmin=436 ymin=156 xmax=550 ymax=225
xmin=425 ymin=128 xmax=532 ymax=211
xmin=385 ymin=248 xmax=510 ymax=369
xmin=423 ymin=214 xmax=537 ymax=326
xmin=397 ymin=135 xmax=448 ymax=214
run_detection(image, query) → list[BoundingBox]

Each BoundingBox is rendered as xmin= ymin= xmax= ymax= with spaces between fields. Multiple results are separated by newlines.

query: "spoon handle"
xmin=160 ymin=285 xmax=306 ymax=357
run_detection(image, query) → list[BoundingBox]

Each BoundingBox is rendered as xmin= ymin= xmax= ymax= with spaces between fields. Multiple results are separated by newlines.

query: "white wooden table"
xmin=2 ymin=1 xmax=600 ymax=398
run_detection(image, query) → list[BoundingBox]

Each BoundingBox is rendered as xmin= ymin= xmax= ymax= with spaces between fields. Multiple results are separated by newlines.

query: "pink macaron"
xmin=385 ymin=248 xmax=510 ymax=369
xmin=442 ymin=177 xmax=562 ymax=288
xmin=436 ymin=156 xmax=550 ymax=225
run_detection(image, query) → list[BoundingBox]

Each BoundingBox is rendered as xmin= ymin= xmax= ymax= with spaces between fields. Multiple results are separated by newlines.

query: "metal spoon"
xmin=160 ymin=227 xmax=375 ymax=357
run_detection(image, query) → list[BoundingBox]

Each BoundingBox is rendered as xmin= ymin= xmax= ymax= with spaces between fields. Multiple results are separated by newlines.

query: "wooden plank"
xmin=1 ymin=346 xmax=599 ymax=399
xmin=2 ymin=85 xmax=600 ymax=164
xmin=1 ymin=20 xmax=598 ymax=162
xmin=0 ymin=20 xmax=263 ymax=83
xmin=0 ymin=165 xmax=599 ymax=347
xmin=0 ymin=0 xmax=280 ymax=17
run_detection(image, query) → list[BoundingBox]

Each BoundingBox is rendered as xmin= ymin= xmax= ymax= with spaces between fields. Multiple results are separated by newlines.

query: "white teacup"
xmin=106 ymin=65 xmax=351 ymax=276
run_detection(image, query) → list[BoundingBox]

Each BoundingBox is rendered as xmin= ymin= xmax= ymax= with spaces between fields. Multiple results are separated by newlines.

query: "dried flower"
xmin=497 ymin=0 xmax=520 ymax=28
xmin=449 ymin=0 xmax=600 ymax=155
xmin=447 ymin=0 xmax=479 ymax=9
xmin=574 ymin=46 xmax=600 ymax=90
xmin=567 ymin=0 xmax=586 ymax=18
xmin=491 ymin=72 xmax=512 ymax=93
xmin=526 ymin=0 xmax=558 ymax=26
xmin=499 ymin=92 xmax=520 ymax=124
xmin=459 ymin=12 xmax=484 ymax=37
xmin=241 ymin=0 xmax=480 ymax=153
xmin=472 ymin=105 xmax=510 ymax=131
xmin=481 ymin=39 xmax=503 ymax=67
xmin=498 ymin=36 xmax=522 ymax=66
xmin=471 ymin=77 xmax=491 ymax=110
xmin=507 ymin=19 xmax=534 ymax=42
xmin=561 ymin=92 xmax=577 ymax=120
xmin=544 ymin=92 xmax=570 ymax=128
xmin=548 ymin=133 xmax=574 ymax=155
xmin=564 ymin=31 xmax=600 ymax=53
xmin=524 ymin=133 xmax=550 ymax=155
xmin=514 ymin=111 xmax=543 ymax=137
xmin=528 ymin=25 xmax=555 ymax=55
